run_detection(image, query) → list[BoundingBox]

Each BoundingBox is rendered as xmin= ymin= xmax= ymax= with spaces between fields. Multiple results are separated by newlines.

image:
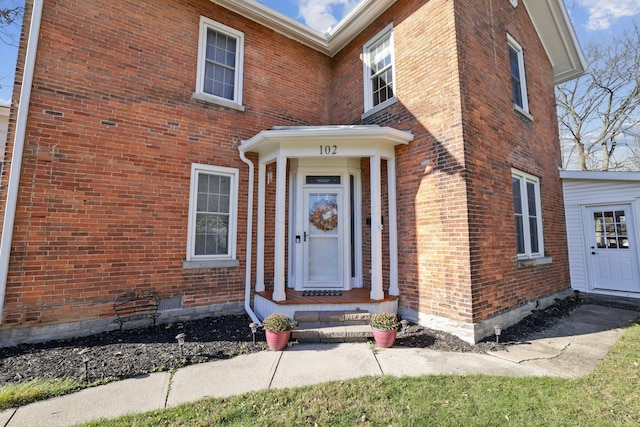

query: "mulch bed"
xmin=0 ymin=295 xmax=584 ymax=387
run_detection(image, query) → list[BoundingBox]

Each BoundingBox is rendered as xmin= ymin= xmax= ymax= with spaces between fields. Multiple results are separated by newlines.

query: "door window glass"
xmin=593 ymin=210 xmax=628 ymax=249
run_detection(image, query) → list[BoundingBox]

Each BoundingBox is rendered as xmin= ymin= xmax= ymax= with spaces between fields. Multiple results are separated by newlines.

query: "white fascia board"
xmin=522 ymin=0 xmax=587 ymax=84
xmin=560 ymin=170 xmax=640 ymax=182
xmin=211 ymin=0 xmax=397 ymax=57
xmin=213 ymin=0 xmax=585 ymax=81
xmin=325 ymin=0 xmax=397 ymax=54
xmin=211 ymin=0 xmax=329 ymax=53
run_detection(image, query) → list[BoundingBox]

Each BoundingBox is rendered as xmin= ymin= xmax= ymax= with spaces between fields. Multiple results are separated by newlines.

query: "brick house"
xmin=0 ymin=0 xmax=585 ymax=346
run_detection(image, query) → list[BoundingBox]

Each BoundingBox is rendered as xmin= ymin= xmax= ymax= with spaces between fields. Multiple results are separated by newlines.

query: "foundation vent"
xmin=158 ymin=296 xmax=183 ymax=311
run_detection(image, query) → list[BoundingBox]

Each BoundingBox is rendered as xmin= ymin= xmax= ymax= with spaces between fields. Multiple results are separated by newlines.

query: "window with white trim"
xmin=512 ymin=169 xmax=544 ymax=259
xmin=507 ymin=34 xmax=529 ymax=115
xmin=195 ymin=17 xmax=244 ymax=109
xmin=363 ymin=23 xmax=396 ymax=114
xmin=187 ymin=164 xmax=239 ymax=261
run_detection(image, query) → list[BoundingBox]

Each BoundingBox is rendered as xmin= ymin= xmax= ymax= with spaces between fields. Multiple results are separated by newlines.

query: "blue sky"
xmin=1 ymin=0 xmax=639 ymax=106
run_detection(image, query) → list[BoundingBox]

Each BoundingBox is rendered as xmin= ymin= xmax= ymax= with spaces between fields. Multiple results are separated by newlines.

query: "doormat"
xmin=303 ymin=290 xmax=343 ymax=297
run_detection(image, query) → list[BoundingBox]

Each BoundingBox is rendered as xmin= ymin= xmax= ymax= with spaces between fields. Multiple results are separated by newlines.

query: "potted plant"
xmin=262 ymin=313 xmax=294 ymax=351
xmin=370 ymin=312 xmax=398 ymax=348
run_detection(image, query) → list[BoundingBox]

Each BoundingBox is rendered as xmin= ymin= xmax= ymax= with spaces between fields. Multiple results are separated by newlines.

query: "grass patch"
xmin=83 ymin=320 xmax=640 ymax=426
xmin=0 ymin=377 xmax=83 ymax=410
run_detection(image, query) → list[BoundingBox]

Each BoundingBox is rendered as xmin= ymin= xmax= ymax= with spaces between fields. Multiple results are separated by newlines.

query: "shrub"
xmin=262 ymin=313 xmax=293 ymax=332
xmin=371 ymin=312 xmax=398 ymax=330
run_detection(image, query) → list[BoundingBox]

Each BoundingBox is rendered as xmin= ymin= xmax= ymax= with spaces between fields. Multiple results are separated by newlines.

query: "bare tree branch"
xmin=556 ymin=22 xmax=640 ymax=171
xmin=0 ymin=1 xmax=23 ymax=47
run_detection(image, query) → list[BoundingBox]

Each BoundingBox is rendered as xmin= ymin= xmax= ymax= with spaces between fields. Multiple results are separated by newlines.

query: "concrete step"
xmin=292 ymin=310 xmax=373 ymax=343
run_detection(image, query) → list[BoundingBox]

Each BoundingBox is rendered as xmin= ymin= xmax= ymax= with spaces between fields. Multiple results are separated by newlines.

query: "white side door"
xmin=587 ymin=205 xmax=640 ymax=293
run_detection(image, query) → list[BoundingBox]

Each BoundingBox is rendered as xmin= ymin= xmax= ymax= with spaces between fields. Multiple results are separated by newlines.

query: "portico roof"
xmin=239 ymin=125 xmax=414 ymax=160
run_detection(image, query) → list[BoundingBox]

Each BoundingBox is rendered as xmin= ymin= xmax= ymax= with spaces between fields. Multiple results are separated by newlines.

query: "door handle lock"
xmin=591 ymin=251 xmax=597 ymax=255
xmin=304 ymin=231 xmax=307 ymax=242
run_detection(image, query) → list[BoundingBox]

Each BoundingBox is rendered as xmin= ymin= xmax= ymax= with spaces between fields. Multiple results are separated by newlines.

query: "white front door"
xmin=588 ymin=205 xmax=640 ymax=293
xmin=303 ymin=188 xmax=344 ymax=288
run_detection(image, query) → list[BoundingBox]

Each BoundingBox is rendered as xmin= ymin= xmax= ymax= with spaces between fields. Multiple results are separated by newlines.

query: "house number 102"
xmin=320 ymin=145 xmax=338 ymax=155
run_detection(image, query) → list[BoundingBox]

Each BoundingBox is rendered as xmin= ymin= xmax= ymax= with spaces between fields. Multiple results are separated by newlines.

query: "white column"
xmin=256 ymin=162 xmax=266 ymax=292
xmin=370 ymin=154 xmax=384 ymax=301
xmin=387 ymin=158 xmax=400 ymax=296
xmin=273 ymin=156 xmax=288 ymax=301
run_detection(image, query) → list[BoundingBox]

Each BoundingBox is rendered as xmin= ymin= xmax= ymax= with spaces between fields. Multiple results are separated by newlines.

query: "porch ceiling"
xmin=238 ymin=125 xmax=414 ymax=160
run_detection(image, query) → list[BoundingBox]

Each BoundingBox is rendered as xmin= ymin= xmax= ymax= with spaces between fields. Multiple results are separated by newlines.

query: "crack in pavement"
xmin=488 ymin=342 xmax=571 ymax=365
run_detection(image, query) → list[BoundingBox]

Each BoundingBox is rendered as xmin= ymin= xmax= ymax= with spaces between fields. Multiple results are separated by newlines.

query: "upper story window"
xmin=363 ymin=23 xmax=396 ymax=115
xmin=507 ymin=34 xmax=529 ymax=116
xmin=194 ymin=17 xmax=245 ymax=111
xmin=512 ymin=169 xmax=544 ymax=259
xmin=186 ymin=163 xmax=239 ymax=262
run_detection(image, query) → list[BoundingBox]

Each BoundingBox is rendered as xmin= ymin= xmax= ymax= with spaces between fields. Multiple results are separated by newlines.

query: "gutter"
xmin=238 ymin=148 xmax=262 ymax=326
xmin=0 ymin=0 xmax=44 ymax=324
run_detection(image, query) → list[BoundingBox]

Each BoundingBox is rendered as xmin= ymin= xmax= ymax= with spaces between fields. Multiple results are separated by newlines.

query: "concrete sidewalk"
xmin=1 ymin=304 xmax=637 ymax=426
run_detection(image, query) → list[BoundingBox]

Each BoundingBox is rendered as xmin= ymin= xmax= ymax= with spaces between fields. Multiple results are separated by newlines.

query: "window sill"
xmin=513 ymin=104 xmax=533 ymax=121
xmin=183 ymin=259 xmax=240 ymax=269
xmin=516 ymin=256 xmax=552 ymax=268
xmin=192 ymin=92 xmax=245 ymax=112
xmin=361 ymin=97 xmax=398 ymax=120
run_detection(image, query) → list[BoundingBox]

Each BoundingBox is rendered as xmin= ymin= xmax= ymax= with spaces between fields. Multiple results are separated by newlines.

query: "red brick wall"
xmin=1 ymin=0 xmax=331 ymax=328
xmin=455 ymin=0 xmax=570 ymax=322
xmin=331 ymin=0 xmax=474 ymax=322
xmin=1 ymin=0 xmax=570 ymax=332
xmin=330 ymin=0 xmax=569 ymax=323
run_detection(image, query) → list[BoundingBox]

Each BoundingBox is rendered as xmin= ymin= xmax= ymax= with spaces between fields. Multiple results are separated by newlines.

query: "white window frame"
xmin=509 ymin=0 xmax=518 ymax=7
xmin=194 ymin=16 xmax=245 ymax=111
xmin=507 ymin=34 xmax=530 ymax=117
xmin=512 ymin=168 xmax=544 ymax=260
xmin=362 ymin=23 xmax=397 ymax=116
xmin=186 ymin=163 xmax=239 ymax=262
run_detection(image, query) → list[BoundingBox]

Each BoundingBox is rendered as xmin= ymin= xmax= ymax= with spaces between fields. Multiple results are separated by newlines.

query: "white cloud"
xmin=0 ymin=98 xmax=11 ymax=107
xmin=297 ymin=0 xmax=359 ymax=32
xmin=576 ymin=0 xmax=640 ymax=30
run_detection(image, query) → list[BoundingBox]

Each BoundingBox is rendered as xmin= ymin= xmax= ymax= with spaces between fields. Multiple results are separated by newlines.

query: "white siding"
xmin=561 ymin=172 xmax=640 ymax=296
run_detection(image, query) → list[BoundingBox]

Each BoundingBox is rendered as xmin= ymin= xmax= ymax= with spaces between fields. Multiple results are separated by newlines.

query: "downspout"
xmin=0 ymin=0 xmax=44 ymax=324
xmin=239 ymin=147 xmax=261 ymax=326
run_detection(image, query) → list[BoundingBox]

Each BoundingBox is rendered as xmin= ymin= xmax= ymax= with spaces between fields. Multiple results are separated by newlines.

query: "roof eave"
xmin=211 ymin=0 xmax=331 ymax=54
xmin=213 ymin=0 xmax=586 ymax=82
xmin=522 ymin=0 xmax=588 ymax=84
xmin=560 ymin=170 xmax=640 ymax=182
xmin=211 ymin=0 xmax=397 ymax=57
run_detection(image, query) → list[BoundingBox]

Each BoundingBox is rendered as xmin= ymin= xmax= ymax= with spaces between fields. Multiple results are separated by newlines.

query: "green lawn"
xmin=78 ymin=319 xmax=640 ymax=426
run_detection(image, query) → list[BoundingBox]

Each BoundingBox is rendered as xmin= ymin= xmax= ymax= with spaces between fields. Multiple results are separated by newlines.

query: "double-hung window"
xmin=507 ymin=34 xmax=529 ymax=115
xmin=186 ymin=164 xmax=239 ymax=263
xmin=512 ymin=169 xmax=544 ymax=259
xmin=363 ymin=23 xmax=396 ymax=115
xmin=194 ymin=17 xmax=244 ymax=110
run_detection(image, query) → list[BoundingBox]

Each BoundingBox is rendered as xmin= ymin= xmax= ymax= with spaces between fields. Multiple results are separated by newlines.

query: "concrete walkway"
xmin=1 ymin=304 xmax=637 ymax=426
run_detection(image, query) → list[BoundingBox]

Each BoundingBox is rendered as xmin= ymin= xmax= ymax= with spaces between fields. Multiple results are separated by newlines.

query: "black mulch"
xmin=0 ymin=294 xmax=584 ymax=387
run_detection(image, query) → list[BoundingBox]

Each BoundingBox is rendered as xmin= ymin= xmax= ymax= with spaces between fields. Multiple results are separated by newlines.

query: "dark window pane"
xmin=509 ymin=47 xmax=520 ymax=78
xmin=512 ymin=178 xmax=522 ymax=214
xmin=526 ymin=182 xmax=536 ymax=216
xmin=203 ymin=28 xmax=236 ymax=100
xmin=509 ymin=46 xmax=522 ymax=107
xmin=515 ymin=216 xmax=525 ymax=254
xmin=529 ymin=217 xmax=539 ymax=253
xmin=194 ymin=173 xmax=232 ymax=256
